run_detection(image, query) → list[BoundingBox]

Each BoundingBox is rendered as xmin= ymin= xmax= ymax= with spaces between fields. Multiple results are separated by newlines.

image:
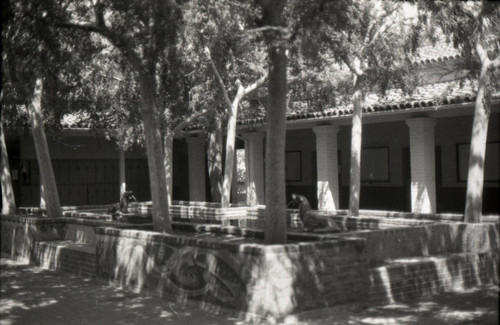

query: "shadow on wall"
xmin=97 ymin=233 xmax=250 ymax=310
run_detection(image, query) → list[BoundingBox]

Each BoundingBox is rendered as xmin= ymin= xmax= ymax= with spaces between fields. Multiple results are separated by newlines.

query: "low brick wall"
xmin=368 ymin=251 xmax=499 ymax=304
xmin=0 ymin=215 xmax=66 ymax=262
xmin=128 ymin=201 xmax=301 ymax=228
xmin=2 ymin=212 xmax=498 ymax=321
xmin=95 ymin=226 xmax=368 ymax=319
xmin=360 ymin=209 xmax=499 ymax=223
xmin=335 ymin=222 xmax=500 ymax=263
xmin=33 ymin=241 xmax=96 ymax=278
xmin=0 ymin=215 xmax=150 ymax=261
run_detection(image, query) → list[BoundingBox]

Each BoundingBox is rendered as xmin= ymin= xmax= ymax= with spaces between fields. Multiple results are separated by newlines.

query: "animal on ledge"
xmin=109 ymin=190 xmax=137 ymax=221
xmin=288 ymin=194 xmax=342 ymax=233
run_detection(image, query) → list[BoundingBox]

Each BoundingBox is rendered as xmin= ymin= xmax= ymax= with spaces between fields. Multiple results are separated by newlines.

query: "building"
xmin=3 ymin=54 xmax=499 ymax=215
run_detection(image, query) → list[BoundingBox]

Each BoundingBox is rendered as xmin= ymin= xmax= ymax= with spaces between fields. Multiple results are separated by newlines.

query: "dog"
xmin=288 ymin=194 xmax=342 ymax=233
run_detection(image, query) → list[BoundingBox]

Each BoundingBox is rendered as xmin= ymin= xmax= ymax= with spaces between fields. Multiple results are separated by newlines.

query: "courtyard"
xmin=1 ymin=257 xmax=498 ymax=325
xmin=2 ymin=0 xmax=500 ymax=324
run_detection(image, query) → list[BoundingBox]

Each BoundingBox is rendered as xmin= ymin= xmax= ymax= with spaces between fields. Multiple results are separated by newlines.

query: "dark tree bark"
xmin=258 ymin=0 xmax=288 ymax=244
xmin=139 ymin=72 xmax=172 ymax=232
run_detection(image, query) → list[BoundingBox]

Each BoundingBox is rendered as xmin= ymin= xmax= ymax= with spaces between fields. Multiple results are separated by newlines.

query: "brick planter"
xmin=2 ymin=211 xmax=498 ymax=321
xmin=95 ymin=226 xmax=368 ymax=319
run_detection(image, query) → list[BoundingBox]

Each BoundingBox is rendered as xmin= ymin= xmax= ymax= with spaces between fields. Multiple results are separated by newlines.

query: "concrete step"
xmin=368 ymin=251 xmax=499 ymax=305
xmin=32 ymin=240 xmax=96 ymax=278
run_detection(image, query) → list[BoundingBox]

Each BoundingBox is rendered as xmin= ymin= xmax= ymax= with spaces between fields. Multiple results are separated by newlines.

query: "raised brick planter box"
xmin=2 ymin=211 xmax=499 ymax=321
xmin=95 ymin=226 xmax=369 ymax=319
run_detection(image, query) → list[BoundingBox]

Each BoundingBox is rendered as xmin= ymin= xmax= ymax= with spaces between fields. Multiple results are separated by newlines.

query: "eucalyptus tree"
xmin=300 ymin=0 xmax=420 ymax=216
xmin=0 ymin=114 xmax=16 ymax=215
xmin=47 ymin=0 xmax=187 ymax=232
xmin=181 ymin=0 xmax=268 ymax=207
xmin=2 ymin=0 xmax=98 ymax=217
xmin=1 ymin=3 xmax=16 ymax=214
xmin=253 ymin=0 xmax=289 ymax=244
xmin=421 ymin=1 xmax=500 ymax=222
xmin=243 ymin=0 xmax=353 ymax=243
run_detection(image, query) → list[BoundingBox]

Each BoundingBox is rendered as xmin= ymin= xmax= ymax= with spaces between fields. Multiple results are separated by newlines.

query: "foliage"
xmin=419 ymin=1 xmax=499 ymax=81
xmin=2 ymin=0 xmax=99 ymax=132
xmin=179 ymin=0 xmax=268 ymax=126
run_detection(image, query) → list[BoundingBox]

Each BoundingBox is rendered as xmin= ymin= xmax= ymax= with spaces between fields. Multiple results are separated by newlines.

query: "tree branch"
xmin=204 ymin=46 xmax=232 ymax=108
xmin=172 ymin=107 xmax=211 ymax=137
xmin=342 ymin=55 xmax=364 ymax=77
xmin=491 ymin=56 xmax=500 ymax=70
xmin=243 ymin=71 xmax=268 ymax=96
xmin=475 ymin=40 xmax=491 ymax=66
xmin=48 ymin=19 xmax=143 ymax=72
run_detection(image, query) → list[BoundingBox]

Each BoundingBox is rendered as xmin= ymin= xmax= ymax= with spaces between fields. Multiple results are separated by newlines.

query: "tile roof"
xmin=230 ymin=79 xmax=497 ymax=128
xmin=411 ymin=44 xmax=462 ymax=65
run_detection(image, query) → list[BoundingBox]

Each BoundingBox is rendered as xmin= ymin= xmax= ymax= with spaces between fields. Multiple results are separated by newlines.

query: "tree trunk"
xmin=260 ymin=0 xmax=288 ymax=244
xmin=221 ymin=88 xmax=245 ymax=207
xmin=349 ymin=76 xmax=363 ymax=217
xmin=1 ymin=119 xmax=16 ymax=214
xmin=27 ymin=78 xmax=61 ymax=218
xmin=119 ymin=148 xmax=126 ymax=197
xmin=139 ymin=73 xmax=172 ymax=233
xmin=464 ymin=62 xmax=491 ymax=223
xmin=207 ymin=119 xmax=223 ymax=203
xmin=163 ymin=131 xmax=173 ymax=205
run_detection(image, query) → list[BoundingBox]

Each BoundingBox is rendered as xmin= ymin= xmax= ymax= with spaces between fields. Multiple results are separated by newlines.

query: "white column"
xmin=242 ymin=132 xmax=265 ymax=206
xmin=119 ymin=148 xmax=126 ymax=196
xmin=313 ymin=125 xmax=340 ymax=211
xmin=231 ymin=151 xmax=239 ymax=204
xmin=406 ymin=118 xmax=437 ymax=214
xmin=186 ymin=137 xmax=206 ymax=202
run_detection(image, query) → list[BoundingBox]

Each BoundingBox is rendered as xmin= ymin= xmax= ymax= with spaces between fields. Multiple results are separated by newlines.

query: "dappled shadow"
xmin=0 ymin=258 xmax=242 ymax=325
xmin=296 ymin=284 xmax=499 ymax=325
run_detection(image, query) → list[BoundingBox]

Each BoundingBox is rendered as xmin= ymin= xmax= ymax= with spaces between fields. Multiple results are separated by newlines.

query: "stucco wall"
xmin=285 ymin=112 xmax=499 ymax=213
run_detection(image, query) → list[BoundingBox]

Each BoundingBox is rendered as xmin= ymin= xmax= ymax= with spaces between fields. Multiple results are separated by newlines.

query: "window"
xmin=286 ymin=151 xmax=302 ymax=182
xmin=361 ymin=147 xmax=390 ymax=182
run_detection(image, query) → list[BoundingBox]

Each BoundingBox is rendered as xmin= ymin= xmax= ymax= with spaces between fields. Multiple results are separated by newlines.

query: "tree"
xmin=27 ymin=78 xmax=62 ymax=217
xmin=301 ymin=0 xmax=419 ymax=216
xmin=2 ymin=0 xmax=95 ymax=217
xmin=421 ymin=1 xmax=500 ymax=222
xmin=48 ymin=0 xmax=187 ymax=232
xmin=181 ymin=0 xmax=268 ymax=207
xmin=0 ymin=115 xmax=16 ymax=215
xmin=205 ymin=46 xmax=267 ymax=208
xmin=256 ymin=0 xmax=288 ymax=244
xmin=1 ymin=3 xmax=17 ymax=215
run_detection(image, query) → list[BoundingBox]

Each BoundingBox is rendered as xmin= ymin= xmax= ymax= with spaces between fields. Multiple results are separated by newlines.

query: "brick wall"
xmin=32 ymin=241 xmax=96 ymax=278
xmin=335 ymin=222 xmax=500 ymax=263
xmin=2 ymin=213 xmax=499 ymax=321
xmin=95 ymin=227 xmax=368 ymax=319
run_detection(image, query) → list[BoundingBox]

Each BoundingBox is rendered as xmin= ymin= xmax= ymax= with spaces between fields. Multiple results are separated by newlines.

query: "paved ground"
xmin=1 ymin=257 xmax=498 ymax=325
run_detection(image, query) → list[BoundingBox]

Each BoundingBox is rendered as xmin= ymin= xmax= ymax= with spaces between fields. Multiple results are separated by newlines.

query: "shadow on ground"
xmin=0 ymin=258 xmax=241 ymax=325
xmin=1 ymin=257 xmax=498 ymax=325
xmin=296 ymin=285 xmax=499 ymax=325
